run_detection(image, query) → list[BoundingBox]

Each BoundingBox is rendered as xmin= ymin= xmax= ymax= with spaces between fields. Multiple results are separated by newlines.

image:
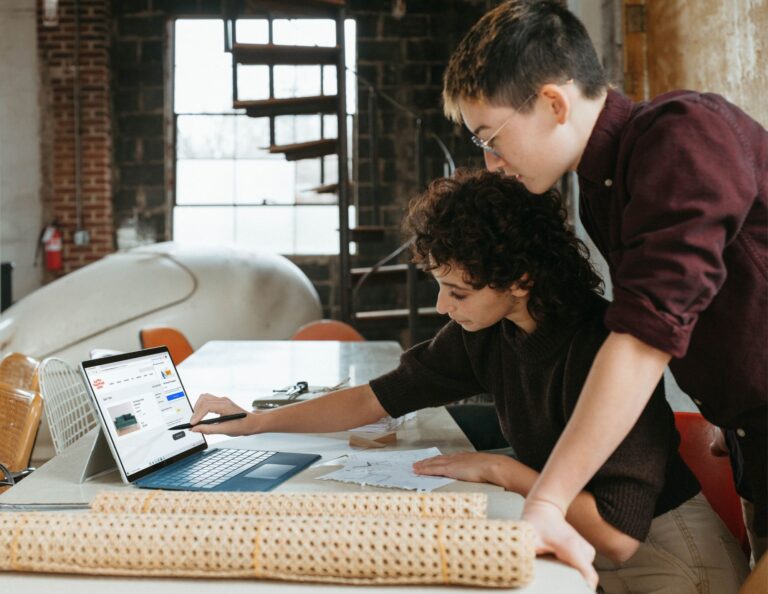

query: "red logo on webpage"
xmin=93 ymin=379 xmax=105 ymax=390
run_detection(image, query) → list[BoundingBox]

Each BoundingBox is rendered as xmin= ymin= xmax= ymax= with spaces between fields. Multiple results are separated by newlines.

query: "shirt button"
xmin=736 ymin=428 xmax=746 ymax=438
xmin=604 ymin=179 xmax=613 ymax=187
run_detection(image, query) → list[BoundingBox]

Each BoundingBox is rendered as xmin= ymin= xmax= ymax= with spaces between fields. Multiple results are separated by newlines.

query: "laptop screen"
xmin=82 ymin=347 xmax=206 ymax=480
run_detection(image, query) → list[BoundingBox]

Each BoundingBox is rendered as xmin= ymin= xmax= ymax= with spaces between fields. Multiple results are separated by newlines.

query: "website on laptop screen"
xmin=83 ymin=350 xmax=205 ymax=477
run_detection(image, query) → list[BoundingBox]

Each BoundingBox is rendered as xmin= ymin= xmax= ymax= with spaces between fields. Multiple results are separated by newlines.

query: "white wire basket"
xmin=39 ymin=358 xmax=98 ymax=455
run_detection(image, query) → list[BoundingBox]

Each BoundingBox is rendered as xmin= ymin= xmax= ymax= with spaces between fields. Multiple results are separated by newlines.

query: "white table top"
xmin=0 ymin=340 xmax=591 ymax=593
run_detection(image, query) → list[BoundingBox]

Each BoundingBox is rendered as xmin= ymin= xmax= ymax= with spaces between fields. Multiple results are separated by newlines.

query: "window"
xmin=172 ymin=18 xmax=356 ymax=254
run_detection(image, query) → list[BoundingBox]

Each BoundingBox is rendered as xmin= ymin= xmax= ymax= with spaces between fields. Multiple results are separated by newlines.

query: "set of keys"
xmin=272 ymin=380 xmax=309 ymax=399
xmin=252 ymin=378 xmax=350 ymax=410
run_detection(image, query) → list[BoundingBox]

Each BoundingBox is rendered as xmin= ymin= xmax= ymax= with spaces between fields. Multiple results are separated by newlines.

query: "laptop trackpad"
xmin=244 ymin=463 xmax=295 ymax=480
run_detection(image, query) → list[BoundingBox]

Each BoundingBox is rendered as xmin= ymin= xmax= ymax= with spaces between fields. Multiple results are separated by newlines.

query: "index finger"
xmin=189 ymin=394 xmax=227 ymax=424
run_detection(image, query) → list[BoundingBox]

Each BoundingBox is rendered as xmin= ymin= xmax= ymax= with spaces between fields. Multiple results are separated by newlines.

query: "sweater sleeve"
xmin=606 ymin=95 xmax=759 ymax=358
xmin=562 ymin=321 xmax=691 ymax=541
xmin=370 ymin=321 xmax=485 ymax=418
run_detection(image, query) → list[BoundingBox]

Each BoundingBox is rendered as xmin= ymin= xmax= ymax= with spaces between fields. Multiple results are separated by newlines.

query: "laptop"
xmin=80 ymin=346 xmax=320 ymax=491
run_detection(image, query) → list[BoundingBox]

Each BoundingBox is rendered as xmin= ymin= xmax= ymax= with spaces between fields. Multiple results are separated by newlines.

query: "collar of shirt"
xmin=577 ymin=89 xmax=635 ymax=186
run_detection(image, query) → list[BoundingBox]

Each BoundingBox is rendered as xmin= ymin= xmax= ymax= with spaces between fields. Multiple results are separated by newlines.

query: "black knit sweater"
xmin=370 ymin=294 xmax=700 ymax=541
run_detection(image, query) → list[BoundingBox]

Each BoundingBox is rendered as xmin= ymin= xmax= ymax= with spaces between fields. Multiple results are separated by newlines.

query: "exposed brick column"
xmin=37 ymin=0 xmax=114 ymax=276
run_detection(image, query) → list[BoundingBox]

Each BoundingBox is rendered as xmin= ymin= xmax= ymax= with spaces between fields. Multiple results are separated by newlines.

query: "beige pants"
xmin=594 ymin=494 xmax=750 ymax=594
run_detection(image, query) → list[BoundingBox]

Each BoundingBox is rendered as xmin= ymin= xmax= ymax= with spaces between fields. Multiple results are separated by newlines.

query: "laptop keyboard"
xmin=151 ymin=448 xmax=276 ymax=489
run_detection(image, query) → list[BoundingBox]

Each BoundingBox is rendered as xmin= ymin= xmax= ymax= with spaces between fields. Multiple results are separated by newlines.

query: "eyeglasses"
xmin=470 ymin=80 xmax=573 ymax=159
xmin=469 ymin=91 xmax=538 ymax=158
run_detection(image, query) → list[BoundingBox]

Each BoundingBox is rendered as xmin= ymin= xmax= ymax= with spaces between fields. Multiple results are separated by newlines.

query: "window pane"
xmin=233 ymin=205 xmax=348 ymax=254
xmin=275 ymin=115 xmax=321 ymax=146
xmin=323 ymin=114 xmax=337 ymax=138
xmin=273 ymin=19 xmax=336 ymax=47
xmin=274 ymin=66 xmax=321 ymax=98
xmin=235 ymin=159 xmax=295 ymax=204
xmin=173 ymin=18 xmax=358 ymax=255
xmin=236 ymin=65 xmax=270 ymax=101
xmin=174 ymin=206 xmax=235 ymax=246
xmin=295 ymin=159 xmax=321 ymax=191
xmin=174 ymin=20 xmax=225 ymax=68
xmin=345 ymin=19 xmax=357 ymax=114
xmin=175 ymin=205 xmax=353 ymax=255
xmin=235 ymin=116 xmax=270 ymax=158
xmin=323 ymin=154 xmax=338 ymax=185
xmin=295 ymin=206 xmax=339 ymax=253
xmin=175 ymin=64 xmax=234 ymax=113
xmin=174 ymin=21 xmax=234 ymax=113
xmin=176 ymin=160 xmax=234 ymax=205
xmin=234 ymin=207 xmax=295 ymax=253
xmin=177 ymin=115 xmax=235 ymax=159
xmin=322 ymin=65 xmax=337 ymax=96
xmin=236 ymin=19 xmax=269 ymax=43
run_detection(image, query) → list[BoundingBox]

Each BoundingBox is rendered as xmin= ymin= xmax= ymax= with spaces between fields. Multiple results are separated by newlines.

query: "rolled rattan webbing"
xmin=90 ymin=490 xmax=488 ymax=519
xmin=0 ymin=512 xmax=535 ymax=587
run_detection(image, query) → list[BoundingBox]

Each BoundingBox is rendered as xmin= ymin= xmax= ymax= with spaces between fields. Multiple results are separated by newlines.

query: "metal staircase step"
xmin=350 ymin=263 xmax=428 ymax=285
xmin=349 ymin=225 xmax=386 ymax=243
xmin=234 ymin=95 xmax=338 ymax=117
xmin=307 ymin=183 xmax=339 ymax=194
xmin=233 ymin=43 xmax=340 ymax=66
xmin=354 ymin=307 xmax=440 ymax=322
xmin=242 ymin=0 xmax=345 ymax=18
xmin=269 ymin=139 xmax=337 ymax=161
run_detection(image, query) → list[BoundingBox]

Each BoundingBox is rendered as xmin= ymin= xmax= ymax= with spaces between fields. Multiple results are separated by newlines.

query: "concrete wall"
xmin=647 ymin=0 xmax=767 ymax=127
xmin=0 ymin=0 xmax=43 ymax=303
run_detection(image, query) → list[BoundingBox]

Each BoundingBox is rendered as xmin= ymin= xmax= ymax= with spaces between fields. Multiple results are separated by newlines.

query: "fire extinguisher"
xmin=38 ymin=222 xmax=63 ymax=272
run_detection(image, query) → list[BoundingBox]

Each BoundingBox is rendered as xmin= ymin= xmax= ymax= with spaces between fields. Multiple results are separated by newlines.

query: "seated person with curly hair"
xmin=190 ymin=169 xmax=748 ymax=593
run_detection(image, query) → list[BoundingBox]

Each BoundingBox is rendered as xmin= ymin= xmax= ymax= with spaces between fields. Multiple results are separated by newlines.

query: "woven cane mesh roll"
xmin=0 ymin=512 xmax=535 ymax=587
xmin=90 ymin=491 xmax=488 ymax=519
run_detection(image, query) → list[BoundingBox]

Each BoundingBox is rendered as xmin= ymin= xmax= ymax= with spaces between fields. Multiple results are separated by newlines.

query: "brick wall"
xmin=37 ymin=0 xmax=114 ymax=276
xmin=112 ymin=0 xmax=177 ymax=245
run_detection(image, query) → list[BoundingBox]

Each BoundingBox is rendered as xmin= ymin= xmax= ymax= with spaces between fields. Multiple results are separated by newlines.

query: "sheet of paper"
xmin=317 ymin=447 xmax=454 ymax=492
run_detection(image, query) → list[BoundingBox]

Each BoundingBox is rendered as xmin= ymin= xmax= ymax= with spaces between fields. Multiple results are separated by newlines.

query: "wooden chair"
xmin=39 ymin=357 xmax=98 ymax=455
xmin=0 ymin=382 xmax=43 ymax=493
xmin=0 ymin=352 xmax=40 ymax=392
xmin=139 ymin=326 xmax=194 ymax=365
xmin=291 ymin=320 xmax=365 ymax=342
xmin=674 ymin=412 xmax=750 ymax=556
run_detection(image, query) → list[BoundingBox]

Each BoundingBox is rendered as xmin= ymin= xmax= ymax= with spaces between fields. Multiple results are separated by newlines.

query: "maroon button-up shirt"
xmin=577 ymin=89 xmax=768 ymax=432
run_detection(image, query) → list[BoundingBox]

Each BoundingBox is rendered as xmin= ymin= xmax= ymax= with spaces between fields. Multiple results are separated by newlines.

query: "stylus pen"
xmin=167 ymin=412 xmax=247 ymax=430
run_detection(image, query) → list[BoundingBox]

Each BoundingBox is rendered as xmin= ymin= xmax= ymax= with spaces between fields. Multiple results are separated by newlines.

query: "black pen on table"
xmin=167 ymin=413 xmax=247 ymax=430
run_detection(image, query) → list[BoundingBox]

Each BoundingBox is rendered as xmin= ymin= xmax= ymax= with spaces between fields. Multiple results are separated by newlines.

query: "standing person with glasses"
xmin=442 ymin=0 xmax=767 ymax=589
xmin=191 ymin=169 xmax=748 ymax=593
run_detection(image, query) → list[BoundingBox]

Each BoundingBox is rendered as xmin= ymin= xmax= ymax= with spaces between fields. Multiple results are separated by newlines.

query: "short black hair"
xmin=444 ymin=0 xmax=607 ymax=122
xmin=404 ymin=168 xmax=603 ymax=323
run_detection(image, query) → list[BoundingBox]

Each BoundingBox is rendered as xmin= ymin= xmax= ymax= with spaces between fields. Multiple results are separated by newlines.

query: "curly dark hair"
xmin=404 ymin=168 xmax=603 ymax=323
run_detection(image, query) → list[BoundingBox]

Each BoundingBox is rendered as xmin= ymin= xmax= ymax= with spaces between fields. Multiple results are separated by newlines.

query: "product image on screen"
xmin=83 ymin=351 xmax=205 ymax=477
